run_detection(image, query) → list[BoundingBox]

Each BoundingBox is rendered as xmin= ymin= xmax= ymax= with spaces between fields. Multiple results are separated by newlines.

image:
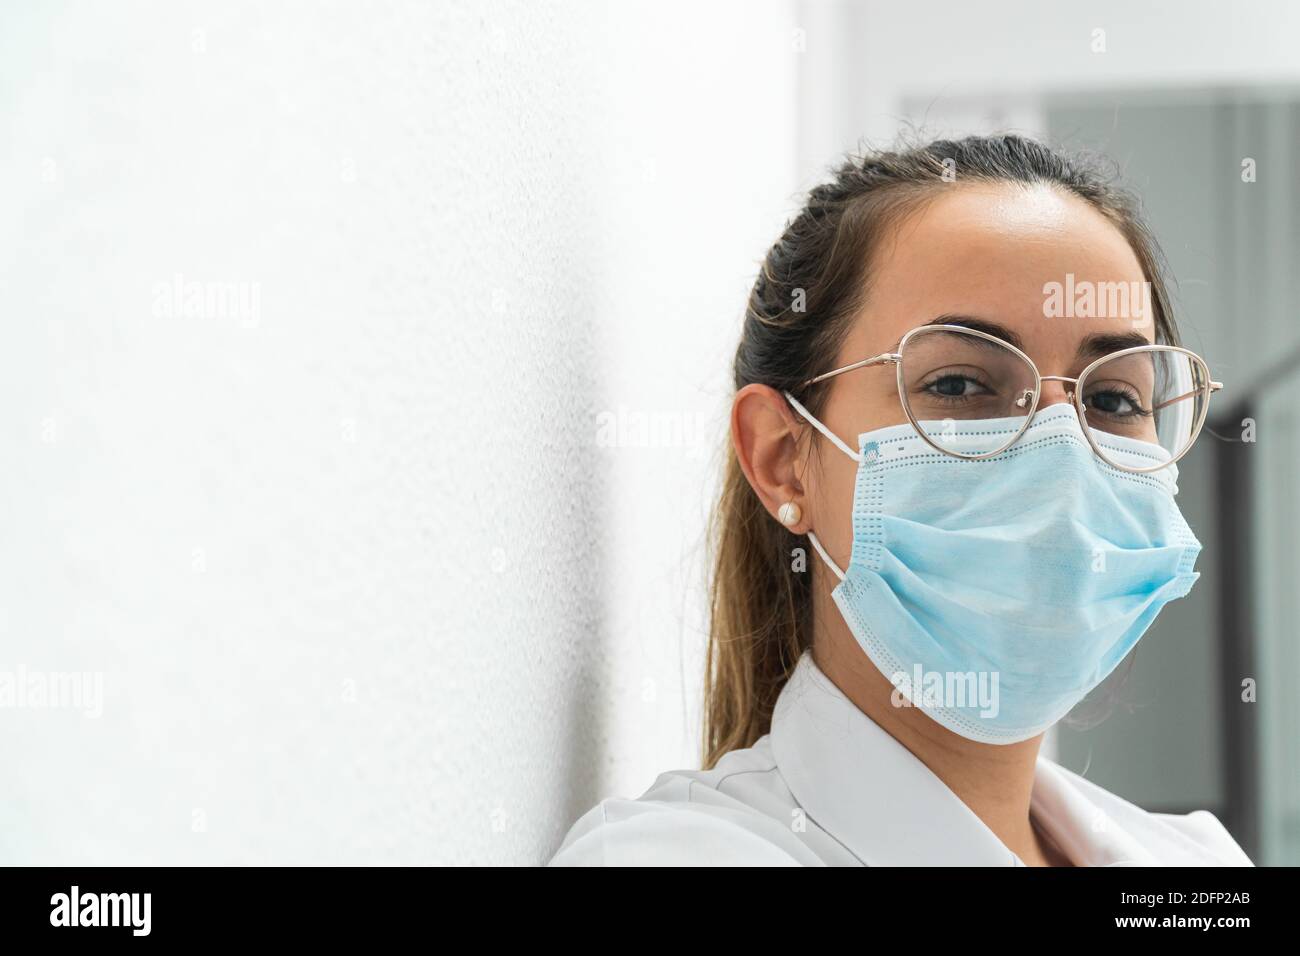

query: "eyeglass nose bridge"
xmin=1015 ymin=374 xmax=1079 ymax=410
xmin=1038 ymin=374 xmax=1080 ymax=397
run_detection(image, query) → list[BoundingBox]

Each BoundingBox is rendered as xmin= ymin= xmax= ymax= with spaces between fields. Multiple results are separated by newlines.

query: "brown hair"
xmin=703 ymin=133 xmax=1181 ymax=768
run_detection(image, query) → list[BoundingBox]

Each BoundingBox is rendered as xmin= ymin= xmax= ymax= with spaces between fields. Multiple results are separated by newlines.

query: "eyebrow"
xmin=910 ymin=315 xmax=1027 ymax=352
xmin=1073 ymin=330 xmax=1153 ymax=361
xmin=906 ymin=315 xmax=1153 ymax=361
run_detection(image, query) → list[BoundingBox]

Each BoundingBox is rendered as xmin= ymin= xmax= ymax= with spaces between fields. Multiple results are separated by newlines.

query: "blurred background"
xmin=1 ymin=0 xmax=1296 ymax=865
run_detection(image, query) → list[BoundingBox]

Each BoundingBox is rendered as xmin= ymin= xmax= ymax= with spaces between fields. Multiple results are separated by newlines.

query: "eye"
xmin=1086 ymin=387 xmax=1148 ymax=417
xmin=924 ymin=373 xmax=990 ymax=399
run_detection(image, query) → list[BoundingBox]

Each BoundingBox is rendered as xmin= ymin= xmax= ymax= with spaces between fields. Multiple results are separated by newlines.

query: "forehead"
xmin=842 ymin=181 xmax=1155 ymax=367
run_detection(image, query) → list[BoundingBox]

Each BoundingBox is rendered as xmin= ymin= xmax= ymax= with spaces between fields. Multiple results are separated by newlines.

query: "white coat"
xmin=549 ymin=651 xmax=1254 ymax=866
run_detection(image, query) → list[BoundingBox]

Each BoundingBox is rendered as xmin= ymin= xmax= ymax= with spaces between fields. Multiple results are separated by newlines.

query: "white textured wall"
xmin=0 ymin=0 xmax=799 ymax=864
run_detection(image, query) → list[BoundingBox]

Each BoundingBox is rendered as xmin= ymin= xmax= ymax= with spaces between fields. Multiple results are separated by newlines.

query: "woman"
xmin=550 ymin=134 xmax=1253 ymax=866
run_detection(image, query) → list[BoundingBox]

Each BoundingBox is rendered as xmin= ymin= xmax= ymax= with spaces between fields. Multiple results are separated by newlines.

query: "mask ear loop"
xmin=782 ymin=390 xmax=853 ymax=583
xmin=783 ymin=391 xmax=861 ymax=463
xmin=806 ymin=531 xmax=845 ymax=583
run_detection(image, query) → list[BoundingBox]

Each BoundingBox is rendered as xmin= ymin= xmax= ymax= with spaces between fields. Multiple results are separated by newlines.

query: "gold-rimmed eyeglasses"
xmin=783 ymin=324 xmax=1223 ymax=474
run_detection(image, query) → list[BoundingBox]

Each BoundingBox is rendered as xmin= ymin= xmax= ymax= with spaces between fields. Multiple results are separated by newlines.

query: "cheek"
xmin=810 ymin=448 xmax=861 ymax=567
xmin=821 ymin=377 xmax=910 ymax=446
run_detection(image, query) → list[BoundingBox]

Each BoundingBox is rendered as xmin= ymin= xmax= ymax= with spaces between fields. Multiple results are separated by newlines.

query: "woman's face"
xmin=800 ymin=181 xmax=1156 ymax=577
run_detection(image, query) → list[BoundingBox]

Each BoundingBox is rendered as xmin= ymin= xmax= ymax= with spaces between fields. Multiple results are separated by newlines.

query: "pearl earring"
xmin=777 ymin=501 xmax=801 ymax=528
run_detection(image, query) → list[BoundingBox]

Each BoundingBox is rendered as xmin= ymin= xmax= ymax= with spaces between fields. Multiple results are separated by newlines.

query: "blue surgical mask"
xmin=787 ymin=400 xmax=1202 ymax=745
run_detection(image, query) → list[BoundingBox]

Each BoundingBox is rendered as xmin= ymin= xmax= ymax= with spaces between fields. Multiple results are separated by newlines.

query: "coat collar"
xmin=769 ymin=651 xmax=1158 ymax=866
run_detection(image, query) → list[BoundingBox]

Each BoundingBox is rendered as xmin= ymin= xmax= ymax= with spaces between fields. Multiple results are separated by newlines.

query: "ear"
xmin=731 ymin=384 xmax=810 ymax=533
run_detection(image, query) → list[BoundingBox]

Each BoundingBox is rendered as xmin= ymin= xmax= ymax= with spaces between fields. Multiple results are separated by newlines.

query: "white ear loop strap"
xmin=806 ymin=530 xmax=846 ymax=582
xmin=783 ymin=391 xmax=861 ymax=463
xmin=782 ymin=390 xmax=851 ymax=582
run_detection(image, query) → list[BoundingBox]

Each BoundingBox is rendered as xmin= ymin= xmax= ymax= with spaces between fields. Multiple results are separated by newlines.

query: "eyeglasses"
xmin=783 ymin=324 xmax=1224 ymax=474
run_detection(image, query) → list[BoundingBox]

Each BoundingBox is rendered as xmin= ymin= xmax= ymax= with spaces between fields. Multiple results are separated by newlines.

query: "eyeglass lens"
xmin=1079 ymin=348 xmax=1208 ymax=467
xmin=897 ymin=329 xmax=1037 ymax=454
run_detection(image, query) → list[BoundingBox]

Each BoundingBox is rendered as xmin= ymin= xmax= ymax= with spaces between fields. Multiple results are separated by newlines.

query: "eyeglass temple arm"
xmin=1150 ymin=381 xmax=1224 ymax=412
xmin=801 ymin=353 xmax=900 ymax=388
